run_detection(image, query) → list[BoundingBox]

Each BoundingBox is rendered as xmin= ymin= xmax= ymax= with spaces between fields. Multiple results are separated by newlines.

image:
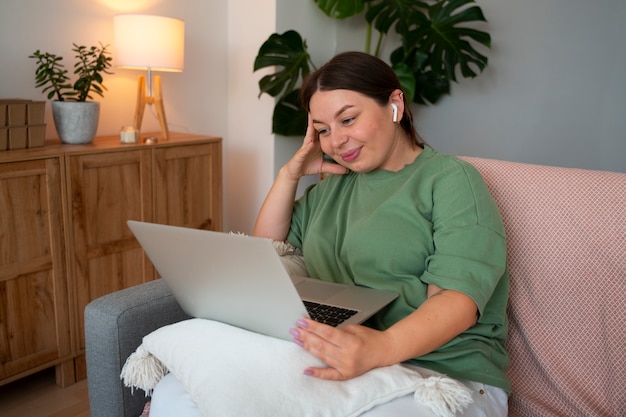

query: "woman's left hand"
xmin=290 ymin=288 xmax=478 ymax=381
xmin=290 ymin=318 xmax=393 ymax=380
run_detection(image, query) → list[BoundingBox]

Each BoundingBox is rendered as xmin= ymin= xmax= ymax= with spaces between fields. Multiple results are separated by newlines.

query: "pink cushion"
xmin=461 ymin=157 xmax=625 ymax=417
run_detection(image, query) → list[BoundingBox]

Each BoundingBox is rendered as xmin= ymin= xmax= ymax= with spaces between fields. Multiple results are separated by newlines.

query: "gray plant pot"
xmin=52 ymin=101 xmax=100 ymax=144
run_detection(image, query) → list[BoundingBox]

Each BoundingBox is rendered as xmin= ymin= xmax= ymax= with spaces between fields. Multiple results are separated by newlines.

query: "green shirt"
xmin=287 ymin=147 xmax=511 ymax=391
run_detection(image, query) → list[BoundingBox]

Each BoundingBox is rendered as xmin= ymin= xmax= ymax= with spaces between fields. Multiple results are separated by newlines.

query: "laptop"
xmin=127 ymin=220 xmax=398 ymax=341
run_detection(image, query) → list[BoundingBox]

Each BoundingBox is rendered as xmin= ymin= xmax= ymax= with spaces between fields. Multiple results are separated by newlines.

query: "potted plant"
xmin=30 ymin=43 xmax=113 ymax=144
xmin=254 ymin=0 xmax=491 ymax=136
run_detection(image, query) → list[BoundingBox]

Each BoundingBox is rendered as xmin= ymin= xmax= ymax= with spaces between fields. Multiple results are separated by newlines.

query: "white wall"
xmin=226 ymin=0 xmax=275 ymax=233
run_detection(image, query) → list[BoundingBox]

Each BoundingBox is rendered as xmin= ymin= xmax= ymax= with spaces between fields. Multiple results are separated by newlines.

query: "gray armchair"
xmin=85 ymin=279 xmax=189 ymax=417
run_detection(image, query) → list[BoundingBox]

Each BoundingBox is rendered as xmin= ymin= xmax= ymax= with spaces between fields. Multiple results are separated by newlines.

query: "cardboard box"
xmin=0 ymin=99 xmax=48 ymax=150
xmin=27 ymin=124 xmax=46 ymax=148
xmin=0 ymin=98 xmax=46 ymax=126
xmin=27 ymin=101 xmax=46 ymax=124
xmin=7 ymin=103 xmax=27 ymax=126
xmin=8 ymin=126 xmax=27 ymax=149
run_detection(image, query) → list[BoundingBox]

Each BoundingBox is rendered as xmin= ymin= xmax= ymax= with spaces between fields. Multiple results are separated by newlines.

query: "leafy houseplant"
xmin=254 ymin=0 xmax=491 ymax=136
xmin=30 ymin=43 xmax=113 ymax=144
xmin=30 ymin=43 xmax=113 ymax=102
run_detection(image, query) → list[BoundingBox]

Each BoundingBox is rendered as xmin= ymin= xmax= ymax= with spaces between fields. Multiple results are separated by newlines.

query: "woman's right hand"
xmin=283 ymin=115 xmax=348 ymax=182
xmin=253 ymin=115 xmax=347 ymax=240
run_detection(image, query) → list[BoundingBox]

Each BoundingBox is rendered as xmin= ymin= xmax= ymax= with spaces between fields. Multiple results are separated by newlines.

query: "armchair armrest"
xmin=85 ymin=279 xmax=190 ymax=417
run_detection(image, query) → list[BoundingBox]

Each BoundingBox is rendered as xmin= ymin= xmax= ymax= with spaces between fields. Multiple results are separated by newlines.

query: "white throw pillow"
xmin=121 ymin=318 xmax=472 ymax=417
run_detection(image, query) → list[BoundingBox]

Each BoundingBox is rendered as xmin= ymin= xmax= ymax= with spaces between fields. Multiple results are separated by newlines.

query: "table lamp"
xmin=114 ymin=14 xmax=184 ymax=140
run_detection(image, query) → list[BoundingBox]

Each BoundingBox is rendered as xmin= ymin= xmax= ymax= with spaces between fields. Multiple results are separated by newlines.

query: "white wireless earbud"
xmin=391 ymin=103 xmax=399 ymax=123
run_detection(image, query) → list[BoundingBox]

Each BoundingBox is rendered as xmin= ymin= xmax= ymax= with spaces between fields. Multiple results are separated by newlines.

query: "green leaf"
xmin=365 ymin=0 xmax=430 ymax=35
xmin=314 ymin=0 xmax=367 ymax=19
xmin=272 ymin=89 xmax=308 ymax=136
xmin=388 ymin=0 xmax=490 ymax=103
xmin=404 ymin=0 xmax=490 ymax=82
xmin=253 ymin=31 xmax=313 ymax=101
xmin=391 ymin=62 xmax=416 ymax=103
xmin=391 ymin=45 xmax=450 ymax=105
xmin=413 ymin=71 xmax=450 ymax=104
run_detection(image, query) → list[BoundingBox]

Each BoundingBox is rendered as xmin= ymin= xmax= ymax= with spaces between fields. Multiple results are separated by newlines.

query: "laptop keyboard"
xmin=303 ymin=301 xmax=358 ymax=327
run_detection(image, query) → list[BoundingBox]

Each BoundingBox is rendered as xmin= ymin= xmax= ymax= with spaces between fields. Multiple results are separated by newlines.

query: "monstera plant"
xmin=254 ymin=0 xmax=491 ymax=136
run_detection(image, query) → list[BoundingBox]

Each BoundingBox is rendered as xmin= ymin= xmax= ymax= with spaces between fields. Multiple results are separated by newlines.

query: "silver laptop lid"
xmin=127 ymin=221 xmax=398 ymax=340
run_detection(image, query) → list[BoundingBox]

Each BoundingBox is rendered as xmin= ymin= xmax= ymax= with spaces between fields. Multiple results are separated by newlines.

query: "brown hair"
xmin=300 ymin=51 xmax=423 ymax=147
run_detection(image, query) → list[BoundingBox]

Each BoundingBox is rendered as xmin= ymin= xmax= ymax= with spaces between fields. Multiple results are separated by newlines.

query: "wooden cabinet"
xmin=0 ymin=158 xmax=74 ymax=386
xmin=153 ymin=141 xmax=222 ymax=230
xmin=68 ymin=147 xmax=154 ymax=362
xmin=0 ymin=133 xmax=222 ymax=386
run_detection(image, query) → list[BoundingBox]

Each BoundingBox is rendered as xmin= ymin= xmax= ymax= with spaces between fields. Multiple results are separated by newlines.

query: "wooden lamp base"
xmin=133 ymin=75 xmax=169 ymax=140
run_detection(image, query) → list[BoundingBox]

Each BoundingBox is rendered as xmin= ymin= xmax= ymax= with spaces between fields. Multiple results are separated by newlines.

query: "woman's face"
xmin=309 ymin=89 xmax=411 ymax=173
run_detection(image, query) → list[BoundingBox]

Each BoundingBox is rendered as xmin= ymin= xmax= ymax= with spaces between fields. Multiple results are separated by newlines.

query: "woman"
xmin=151 ymin=51 xmax=510 ymax=416
xmin=254 ymin=50 xmax=510 ymax=414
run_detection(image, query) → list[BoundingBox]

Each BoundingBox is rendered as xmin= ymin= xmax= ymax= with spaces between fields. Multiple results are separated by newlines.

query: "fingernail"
xmin=289 ymin=328 xmax=300 ymax=338
xmin=296 ymin=319 xmax=308 ymax=328
xmin=303 ymin=369 xmax=314 ymax=376
xmin=293 ymin=338 xmax=304 ymax=347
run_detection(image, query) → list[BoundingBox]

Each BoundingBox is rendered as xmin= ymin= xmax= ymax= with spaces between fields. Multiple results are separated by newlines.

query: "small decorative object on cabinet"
xmin=0 ymin=132 xmax=222 ymax=387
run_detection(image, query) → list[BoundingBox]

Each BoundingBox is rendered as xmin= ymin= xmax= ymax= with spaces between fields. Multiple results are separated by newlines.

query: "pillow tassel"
xmin=413 ymin=376 xmax=474 ymax=417
xmin=120 ymin=343 xmax=168 ymax=396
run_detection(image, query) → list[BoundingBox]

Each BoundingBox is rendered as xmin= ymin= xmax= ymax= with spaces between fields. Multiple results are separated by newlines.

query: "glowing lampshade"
xmin=114 ymin=14 xmax=185 ymax=140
